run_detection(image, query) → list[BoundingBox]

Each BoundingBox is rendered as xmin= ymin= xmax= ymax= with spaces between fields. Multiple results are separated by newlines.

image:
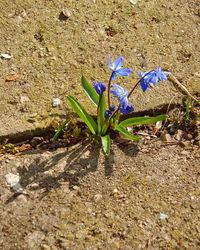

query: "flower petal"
xmin=111 ymin=71 xmax=117 ymax=80
xmin=120 ymin=103 xmax=134 ymax=114
xmin=116 ymin=68 xmax=132 ymax=77
xmin=112 ymin=56 xmax=123 ymax=71
xmin=140 ymin=79 xmax=149 ymax=92
xmin=105 ymin=110 xmax=112 ymax=118
xmin=93 ymin=82 xmax=106 ymax=95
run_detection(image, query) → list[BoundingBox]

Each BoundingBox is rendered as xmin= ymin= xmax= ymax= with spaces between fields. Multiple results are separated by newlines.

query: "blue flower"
xmin=120 ymin=103 xmax=134 ymax=115
xmin=104 ymin=105 xmax=116 ymax=118
xmin=93 ymin=82 xmax=106 ymax=95
xmin=107 ymin=55 xmax=132 ymax=80
xmin=111 ymin=84 xmax=129 ymax=107
xmin=139 ymin=68 xmax=168 ymax=92
xmin=104 ymin=110 xmax=112 ymax=118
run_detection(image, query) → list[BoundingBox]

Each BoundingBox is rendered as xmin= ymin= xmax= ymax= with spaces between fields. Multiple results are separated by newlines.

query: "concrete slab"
xmin=0 ymin=0 xmax=200 ymax=140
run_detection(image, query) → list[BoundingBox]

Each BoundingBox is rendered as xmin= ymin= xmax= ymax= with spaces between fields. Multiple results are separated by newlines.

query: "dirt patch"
xmin=0 ymin=138 xmax=199 ymax=249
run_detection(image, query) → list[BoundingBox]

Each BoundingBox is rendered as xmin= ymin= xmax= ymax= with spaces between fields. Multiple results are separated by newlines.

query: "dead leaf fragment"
xmin=6 ymin=74 xmax=18 ymax=82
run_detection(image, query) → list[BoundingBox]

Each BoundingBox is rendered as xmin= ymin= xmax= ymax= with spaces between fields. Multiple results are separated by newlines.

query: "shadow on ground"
xmin=5 ymin=138 xmax=140 ymax=203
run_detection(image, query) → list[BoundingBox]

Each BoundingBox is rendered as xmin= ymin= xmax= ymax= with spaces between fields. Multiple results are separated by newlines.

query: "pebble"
xmin=41 ymin=245 xmax=51 ymax=250
xmin=5 ymin=173 xmax=24 ymax=193
xmin=112 ymin=188 xmax=119 ymax=194
xmin=174 ymin=129 xmax=183 ymax=141
xmin=52 ymin=98 xmax=61 ymax=107
xmin=159 ymin=213 xmax=169 ymax=220
xmin=93 ymin=194 xmax=102 ymax=202
xmin=20 ymin=95 xmax=30 ymax=104
xmin=1 ymin=53 xmax=12 ymax=59
xmin=62 ymin=8 xmax=71 ymax=18
xmin=161 ymin=132 xmax=172 ymax=143
xmin=72 ymin=185 xmax=80 ymax=191
xmin=16 ymin=194 xmax=27 ymax=203
xmin=180 ymin=140 xmax=191 ymax=148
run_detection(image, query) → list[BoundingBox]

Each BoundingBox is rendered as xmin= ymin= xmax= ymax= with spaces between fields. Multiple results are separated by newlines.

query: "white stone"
xmin=52 ymin=98 xmax=61 ymax=107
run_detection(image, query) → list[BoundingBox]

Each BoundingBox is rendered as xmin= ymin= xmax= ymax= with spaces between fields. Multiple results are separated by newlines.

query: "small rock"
xmin=29 ymin=113 xmax=37 ymax=118
xmin=69 ymin=169 xmax=77 ymax=175
xmin=59 ymin=8 xmax=71 ymax=21
xmin=180 ymin=140 xmax=191 ymax=148
xmin=112 ymin=188 xmax=119 ymax=194
xmin=130 ymin=0 xmax=138 ymax=5
xmin=174 ymin=129 xmax=183 ymax=141
xmin=5 ymin=173 xmax=23 ymax=193
xmin=52 ymin=98 xmax=61 ymax=107
xmin=15 ymin=15 xmax=23 ymax=25
xmin=62 ymin=8 xmax=71 ymax=18
xmin=72 ymin=185 xmax=79 ymax=191
xmin=159 ymin=213 xmax=169 ymax=220
xmin=41 ymin=244 xmax=51 ymax=250
xmin=16 ymin=194 xmax=27 ymax=202
xmin=1 ymin=53 xmax=12 ymax=59
xmin=93 ymin=194 xmax=102 ymax=202
xmin=20 ymin=95 xmax=30 ymax=104
xmin=186 ymin=133 xmax=193 ymax=140
xmin=161 ymin=132 xmax=172 ymax=143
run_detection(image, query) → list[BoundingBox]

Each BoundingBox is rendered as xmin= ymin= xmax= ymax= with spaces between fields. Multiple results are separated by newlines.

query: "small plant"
xmin=64 ymin=55 xmax=168 ymax=155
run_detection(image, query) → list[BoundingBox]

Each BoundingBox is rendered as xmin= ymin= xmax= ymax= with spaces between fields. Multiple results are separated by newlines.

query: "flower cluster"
xmin=93 ymin=55 xmax=168 ymax=118
xmin=139 ymin=67 xmax=168 ymax=92
xmin=66 ymin=54 xmax=169 ymax=155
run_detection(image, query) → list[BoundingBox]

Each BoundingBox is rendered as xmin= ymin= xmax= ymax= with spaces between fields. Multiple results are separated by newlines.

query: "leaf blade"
xmin=97 ymin=94 xmax=106 ymax=135
xmin=52 ymin=120 xmax=68 ymax=142
xmin=101 ymin=134 xmax=111 ymax=155
xmin=115 ymin=126 xmax=140 ymax=141
xmin=67 ymin=95 xmax=97 ymax=135
xmin=81 ymin=76 xmax=99 ymax=106
xmin=119 ymin=115 xmax=167 ymax=127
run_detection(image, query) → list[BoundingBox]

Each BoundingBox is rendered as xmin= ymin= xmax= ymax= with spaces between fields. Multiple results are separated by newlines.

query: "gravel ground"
xmin=0 ymin=138 xmax=199 ymax=249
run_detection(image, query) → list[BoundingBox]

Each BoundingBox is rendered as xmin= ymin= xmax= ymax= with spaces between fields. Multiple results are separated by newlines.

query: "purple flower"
xmin=139 ymin=68 xmax=169 ymax=92
xmin=111 ymin=84 xmax=129 ymax=107
xmin=107 ymin=55 xmax=132 ymax=80
xmin=120 ymin=103 xmax=134 ymax=115
xmin=104 ymin=110 xmax=112 ymax=118
xmin=104 ymin=105 xmax=116 ymax=118
xmin=93 ymin=82 xmax=106 ymax=95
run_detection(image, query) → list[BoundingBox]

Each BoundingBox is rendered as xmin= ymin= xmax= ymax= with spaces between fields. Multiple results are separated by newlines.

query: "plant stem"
xmin=128 ymin=70 xmax=154 ymax=98
xmin=107 ymin=73 xmax=113 ymax=108
xmin=168 ymin=74 xmax=199 ymax=102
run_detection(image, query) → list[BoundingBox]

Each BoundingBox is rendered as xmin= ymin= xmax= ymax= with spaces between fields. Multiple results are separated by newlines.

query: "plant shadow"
xmin=5 ymin=135 xmax=141 ymax=203
xmin=6 ymin=139 xmax=105 ymax=202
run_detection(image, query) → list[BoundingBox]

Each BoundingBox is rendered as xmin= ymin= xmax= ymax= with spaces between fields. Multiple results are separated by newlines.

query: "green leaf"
xmin=52 ymin=120 xmax=68 ymax=142
xmin=119 ymin=115 xmax=167 ymax=127
xmin=81 ymin=76 xmax=99 ymax=106
xmin=67 ymin=95 xmax=97 ymax=135
xmin=97 ymin=94 xmax=106 ymax=135
xmin=115 ymin=126 xmax=140 ymax=141
xmin=101 ymin=134 xmax=111 ymax=155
